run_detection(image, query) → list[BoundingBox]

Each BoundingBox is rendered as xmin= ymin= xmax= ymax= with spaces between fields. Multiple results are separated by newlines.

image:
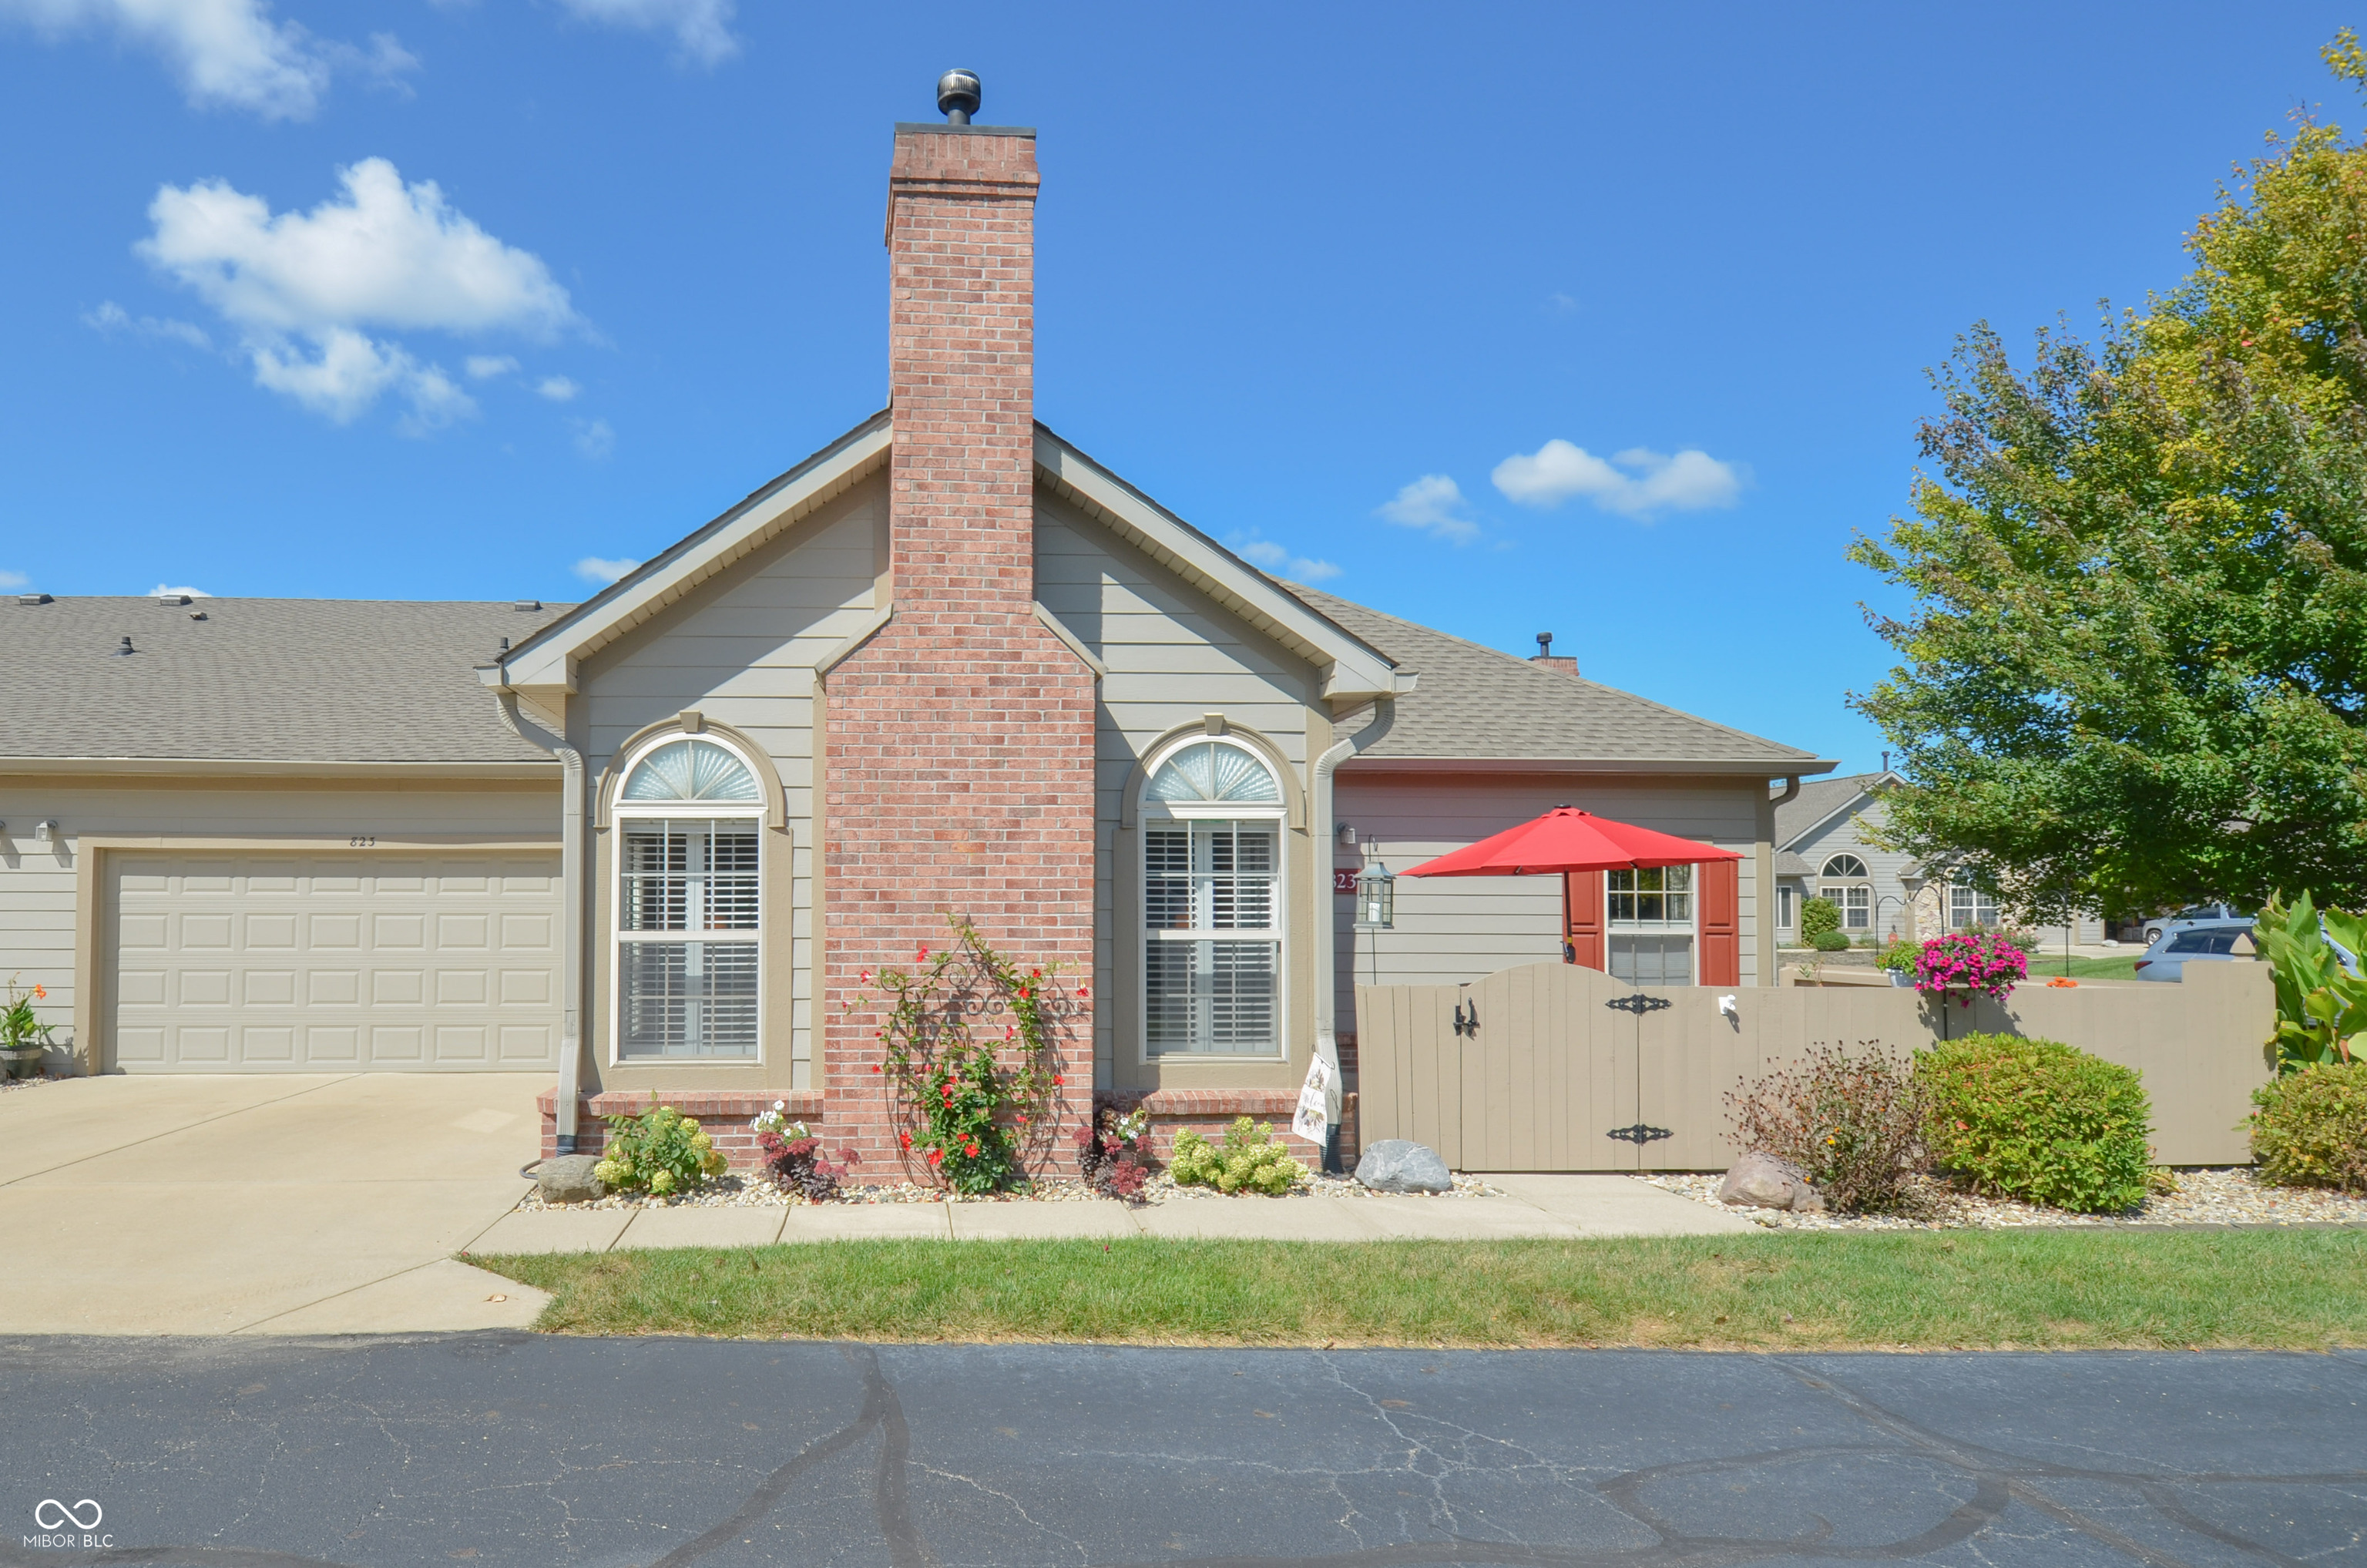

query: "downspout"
xmin=1308 ymin=696 xmax=1395 ymax=1173
xmin=494 ymin=690 xmax=588 ymax=1155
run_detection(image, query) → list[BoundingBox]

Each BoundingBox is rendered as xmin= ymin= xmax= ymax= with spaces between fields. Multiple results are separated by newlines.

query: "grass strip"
xmin=474 ymin=1229 xmax=2366 ymax=1350
xmin=2022 ymin=953 xmax=2143 ymax=980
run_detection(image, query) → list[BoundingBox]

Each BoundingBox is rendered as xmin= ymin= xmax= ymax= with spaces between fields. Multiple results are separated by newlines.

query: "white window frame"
xmin=1949 ymin=883 xmax=2000 ymax=931
xmin=609 ymin=731 xmax=766 ymax=1065
xmin=1818 ymin=854 xmax=1873 ymax=932
xmin=1138 ymin=737 xmax=1288 ymax=1062
xmin=1604 ymin=865 xmax=1701 ymax=987
xmin=1778 ymin=885 xmax=1798 ymax=932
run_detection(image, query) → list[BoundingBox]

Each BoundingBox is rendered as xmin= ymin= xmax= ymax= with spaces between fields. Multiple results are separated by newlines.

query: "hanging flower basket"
xmin=1912 ymin=932 xmax=2027 ymax=1007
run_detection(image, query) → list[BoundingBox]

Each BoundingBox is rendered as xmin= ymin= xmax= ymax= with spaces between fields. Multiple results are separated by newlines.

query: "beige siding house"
xmin=0 ymin=109 xmax=1831 ymax=1165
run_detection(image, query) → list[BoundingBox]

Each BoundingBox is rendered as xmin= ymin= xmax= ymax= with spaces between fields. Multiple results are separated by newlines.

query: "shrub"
xmin=1078 ymin=1103 xmax=1153 ymax=1201
xmin=750 ymin=1103 xmax=861 ymax=1201
xmin=2250 ymin=1062 xmax=2367 ymax=1192
xmin=1724 ymin=1043 xmax=1928 ymax=1214
xmin=1798 ymin=896 xmax=1840 ymax=945
xmin=1811 ymin=928 xmax=1853 ymax=953
xmin=594 ymin=1101 xmax=727 ymax=1197
xmin=1170 ymin=1117 xmax=1308 ymax=1196
xmin=1916 ymin=1033 xmax=2151 ymax=1212
xmin=1876 ymin=938 xmax=1919 ymax=974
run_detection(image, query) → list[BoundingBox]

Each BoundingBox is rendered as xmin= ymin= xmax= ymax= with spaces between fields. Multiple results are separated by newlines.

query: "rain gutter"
xmin=1308 ymin=697 xmax=1395 ymax=1165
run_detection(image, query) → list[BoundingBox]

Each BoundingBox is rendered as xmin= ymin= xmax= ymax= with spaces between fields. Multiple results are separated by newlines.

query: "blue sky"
xmin=0 ymin=2 xmax=2352 ymax=775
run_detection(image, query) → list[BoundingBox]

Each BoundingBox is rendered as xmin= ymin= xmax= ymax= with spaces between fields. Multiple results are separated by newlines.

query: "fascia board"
xmin=1032 ymin=429 xmax=1398 ymax=699
xmin=1341 ymin=757 xmax=1843 ymax=778
xmin=498 ymin=412 xmax=893 ymax=690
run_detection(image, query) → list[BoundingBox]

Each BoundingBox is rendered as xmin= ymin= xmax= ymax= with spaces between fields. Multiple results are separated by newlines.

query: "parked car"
xmin=2141 ymin=903 xmax=2252 ymax=945
xmin=2132 ymin=922 xmax=2254 ymax=982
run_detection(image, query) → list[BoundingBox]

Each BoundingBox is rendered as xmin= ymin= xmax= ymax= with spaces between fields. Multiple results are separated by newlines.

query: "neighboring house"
xmin=1771 ymin=771 xmax=2105 ymax=946
xmin=0 ymin=109 xmax=1831 ymax=1162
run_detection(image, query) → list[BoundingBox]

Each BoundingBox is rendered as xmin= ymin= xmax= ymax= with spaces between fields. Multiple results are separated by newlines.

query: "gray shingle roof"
xmin=1285 ymin=587 xmax=1825 ymax=771
xmin=1771 ymin=771 xmax=1895 ymax=847
xmin=0 ymin=597 xmax=569 ymax=764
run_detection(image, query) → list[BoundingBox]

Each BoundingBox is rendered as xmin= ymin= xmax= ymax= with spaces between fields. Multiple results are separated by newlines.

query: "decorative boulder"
xmin=1717 ymin=1153 xmax=1825 ymax=1213
xmin=536 ymin=1154 xmax=605 ymax=1204
xmin=1355 ymin=1139 xmax=1452 ymax=1194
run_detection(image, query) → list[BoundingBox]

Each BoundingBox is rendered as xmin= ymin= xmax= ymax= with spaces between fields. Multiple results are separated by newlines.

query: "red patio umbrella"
xmin=1398 ymin=807 xmax=1741 ymax=975
xmin=1398 ymin=807 xmax=1741 ymax=879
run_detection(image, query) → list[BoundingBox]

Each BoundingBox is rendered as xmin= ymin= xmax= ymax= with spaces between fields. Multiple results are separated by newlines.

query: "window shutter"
xmin=1700 ymin=858 xmax=1741 ymax=985
xmin=1564 ymin=871 xmax=1604 ymax=971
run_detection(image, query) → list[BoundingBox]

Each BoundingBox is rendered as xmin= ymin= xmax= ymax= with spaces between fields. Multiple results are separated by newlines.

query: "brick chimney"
xmin=1530 ymin=632 xmax=1579 ymax=677
xmin=821 ymin=94 xmax=1096 ymax=1171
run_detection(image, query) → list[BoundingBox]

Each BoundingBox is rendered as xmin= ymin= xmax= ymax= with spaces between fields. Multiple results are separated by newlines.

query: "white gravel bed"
xmin=1637 ymin=1167 xmax=2367 ymax=1231
xmin=519 ymin=1164 xmax=1502 ymax=1210
xmin=0 ymin=1073 xmax=56 ymax=1096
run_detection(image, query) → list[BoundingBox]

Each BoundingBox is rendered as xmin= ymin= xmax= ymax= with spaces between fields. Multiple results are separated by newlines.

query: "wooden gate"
xmin=1354 ymin=960 xmax=2271 ymax=1171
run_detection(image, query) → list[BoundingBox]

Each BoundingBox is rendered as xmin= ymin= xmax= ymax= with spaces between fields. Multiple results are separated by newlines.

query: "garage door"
xmin=109 ymin=852 xmax=562 ymax=1072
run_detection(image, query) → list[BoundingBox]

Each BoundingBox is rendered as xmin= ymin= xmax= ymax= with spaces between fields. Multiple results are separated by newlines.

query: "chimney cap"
xmin=1536 ymin=633 xmax=1553 ymax=656
xmin=936 ymin=68 xmax=981 ymax=124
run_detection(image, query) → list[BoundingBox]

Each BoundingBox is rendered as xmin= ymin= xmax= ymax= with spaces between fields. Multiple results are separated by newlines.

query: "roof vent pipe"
xmin=113 ymin=636 xmax=135 ymax=656
xmin=937 ymin=68 xmax=981 ymax=124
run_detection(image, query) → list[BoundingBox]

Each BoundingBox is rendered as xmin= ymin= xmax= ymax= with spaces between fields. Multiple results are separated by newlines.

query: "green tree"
xmin=1852 ymin=34 xmax=2367 ymax=918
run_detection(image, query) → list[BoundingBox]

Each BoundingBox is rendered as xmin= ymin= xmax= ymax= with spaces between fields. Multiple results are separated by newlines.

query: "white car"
xmin=2141 ymin=903 xmax=2251 ymax=945
xmin=2132 ymin=923 xmax=2253 ymax=982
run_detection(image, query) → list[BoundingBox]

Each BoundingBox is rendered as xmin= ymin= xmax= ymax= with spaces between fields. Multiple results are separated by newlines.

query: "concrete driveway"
xmin=0 ymin=1074 xmax=551 ymax=1335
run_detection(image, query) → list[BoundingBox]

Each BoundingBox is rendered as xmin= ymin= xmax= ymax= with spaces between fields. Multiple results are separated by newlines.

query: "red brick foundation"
xmin=537 ymin=1089 xmax=825 ymax=1167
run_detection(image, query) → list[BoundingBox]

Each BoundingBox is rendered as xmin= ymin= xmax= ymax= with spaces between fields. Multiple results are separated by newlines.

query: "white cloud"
xmin=1230 ymin=532 xmax=1342 ymax=584
xmin=574 ymin=555 xmax=639 ymax=585
xmin=0 ymin=569 xmax=28 ymax=590
xmin=135 ymin=158 xmax=578 ymax=426
xmin=536 ymin=374 xmax=579 ymax=401
xmin=1375 ymin=474 xmax=1479 ymax=543
xmin=552 ymin=0 xmax=736 ymax=65
xmin=465 ymin=354 xmax=519 ymax=380
xmin=85 ymin=299 xmax=212 ymax=349
xmin=572 ymin=418 xmax=614 ymax=459
xmin=1490 ymin=439 xmax=1744 ymax=519
xmin=148 ymin=582 xmax=212 ymax=596
xmin=0 ymin=0 xmax=415 ymax=119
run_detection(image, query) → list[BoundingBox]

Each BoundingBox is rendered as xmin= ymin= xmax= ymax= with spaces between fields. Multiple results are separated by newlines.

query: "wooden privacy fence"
xmin=1354 ymin=960 xmax=2275 ymax=1171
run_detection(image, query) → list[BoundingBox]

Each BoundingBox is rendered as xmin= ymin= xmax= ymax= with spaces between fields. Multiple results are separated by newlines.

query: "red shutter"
xmin=1700 ymin=858 xmax=1741 ymax=985
xmin=1564 ymin=871 xmax=1604 ymax=970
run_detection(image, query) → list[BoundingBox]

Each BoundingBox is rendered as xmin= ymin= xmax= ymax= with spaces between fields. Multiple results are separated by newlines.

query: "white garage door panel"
xmin=109 ymin=853 xmax=562 ymax=1073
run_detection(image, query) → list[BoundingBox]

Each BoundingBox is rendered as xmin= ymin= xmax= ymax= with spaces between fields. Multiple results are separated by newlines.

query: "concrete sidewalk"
xmin=468 ymin=1171 xmax=1754 ymax=1254
xmin=0 ymin=1073 xmax=552 ymax=1335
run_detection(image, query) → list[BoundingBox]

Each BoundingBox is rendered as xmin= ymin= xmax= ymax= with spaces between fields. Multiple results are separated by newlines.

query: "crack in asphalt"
xmin=4 ymin=1348 xmax=2362 ymax=1568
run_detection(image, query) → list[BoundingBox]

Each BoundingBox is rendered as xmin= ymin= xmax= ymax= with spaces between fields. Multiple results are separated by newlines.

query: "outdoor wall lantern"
xmin=1354 ymin=861 xmax=1395 ymax=929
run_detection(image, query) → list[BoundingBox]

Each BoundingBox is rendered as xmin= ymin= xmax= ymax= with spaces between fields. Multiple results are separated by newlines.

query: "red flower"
xmin=1076 ymin=985 xmax=1089 ymax=999
xmin=872 ymin=1063 xmax=882 ymax=1073
xmin=963 ymin=1140 xmax=978 ymax=1157
xmin=1053 ymin=1074 xmax=1064 ymax=1086
xmin=1016 ymin=1114 xmax=1029 ymax=1125
xmin=1029 ymin=968 xmax=1042 ymax=979
xmin=898 ymin=1130 xmax=913 ymax=1150
xmin=927 ymin=1147 xmax=943 ymax=1164
xmin=917 ymin=946 xmax=929 ymax=962
xmin=859 ymin=969 xmax=872 ymax=984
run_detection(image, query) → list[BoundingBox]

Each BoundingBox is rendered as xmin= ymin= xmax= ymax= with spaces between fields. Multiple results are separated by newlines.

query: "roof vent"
xmin=17 ymin=593 xmax=51 ymax=606
xmin=113 ymin=636 xmax=136 ymax=656
xmin=513 ymin=599 xmax=542 ymax=613
xmin=157 ymin=593 xmax=190 ymax=606
xmin=498 ymin=636 xmax=511 ymax=653
xmin=189 ymin=610 xmax=208 ymax=621
xmin=937 ymin=68 xmax=981 ymax=124
xmin=1530 ymin=632 xmax=1580 ymax=678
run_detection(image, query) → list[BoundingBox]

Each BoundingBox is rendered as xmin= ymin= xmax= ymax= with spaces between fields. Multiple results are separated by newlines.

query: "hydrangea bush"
xmin=1169 ymin=1117 xmax=1307 ymax=1196
xmin=594 ymin=1102 xmax=726 ymax=1197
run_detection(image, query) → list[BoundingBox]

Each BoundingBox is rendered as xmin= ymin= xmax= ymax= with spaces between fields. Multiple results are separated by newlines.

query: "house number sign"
xmin=1333 ymin=870 xmax=1358 ymax=895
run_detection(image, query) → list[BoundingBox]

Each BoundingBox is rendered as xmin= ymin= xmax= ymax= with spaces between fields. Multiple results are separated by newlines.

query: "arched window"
xmin=613 ymin=734 xmax=764 ymax=1060
xmin=1140 ymin=739 xmax=1284 ymax=1058
xmin=1818 ymin=853 xmax=1872 ymax=932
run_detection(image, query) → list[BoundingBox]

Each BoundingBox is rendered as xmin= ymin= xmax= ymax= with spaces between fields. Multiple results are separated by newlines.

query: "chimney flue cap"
xmin=936 ymin=68 xmax=982 ymax=124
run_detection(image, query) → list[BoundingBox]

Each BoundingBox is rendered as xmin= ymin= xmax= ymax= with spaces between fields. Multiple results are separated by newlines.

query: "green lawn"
xmin=472 ymin=1231 xmax=2365 ymax=1351
xmin=2020 ymin=953 xmax=2143 ymax=980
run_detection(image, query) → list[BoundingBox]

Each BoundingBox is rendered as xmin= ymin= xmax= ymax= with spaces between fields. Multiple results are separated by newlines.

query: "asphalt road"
xmin=1 ymin=1336 xmax=2362 ymax=1566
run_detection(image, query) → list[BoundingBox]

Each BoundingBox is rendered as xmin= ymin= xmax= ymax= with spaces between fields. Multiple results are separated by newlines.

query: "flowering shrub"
xmin=1912 ymin=932 xmax=2027 ymax=1006
xmin=594 ymin=1101 xmax=726 ymax=1197
xmin=855 ymin=917 xmax=1079 ymax=1194
xmin=2249 ymin=1062 xmax=2367 ymax=1192
xmin=1724 ymin=1043 xmax=1929 ymax=1213
xmin=2 ymin=975 xmax=55 ymax=1052
xmin=1168 ymin=1117 xmax=1308 ymax=1196
xmin=1916 ymin=1033 xmax=2151 ymax=1212
xmin=1078 ymin=1104 xmax=1153 ymax=1200
xmin=750 ymin=1102 xmax=861 ymax=1201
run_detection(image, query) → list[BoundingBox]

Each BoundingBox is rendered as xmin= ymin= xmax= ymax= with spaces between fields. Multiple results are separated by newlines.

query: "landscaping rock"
xmin=1717 ymin=1153 xmax=1824 ymax=1212
xmin=536 ymin=1155 xmax=605 ymax=1204
xmin=1355 ymin=1139 xmax=1452 ymax=1194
